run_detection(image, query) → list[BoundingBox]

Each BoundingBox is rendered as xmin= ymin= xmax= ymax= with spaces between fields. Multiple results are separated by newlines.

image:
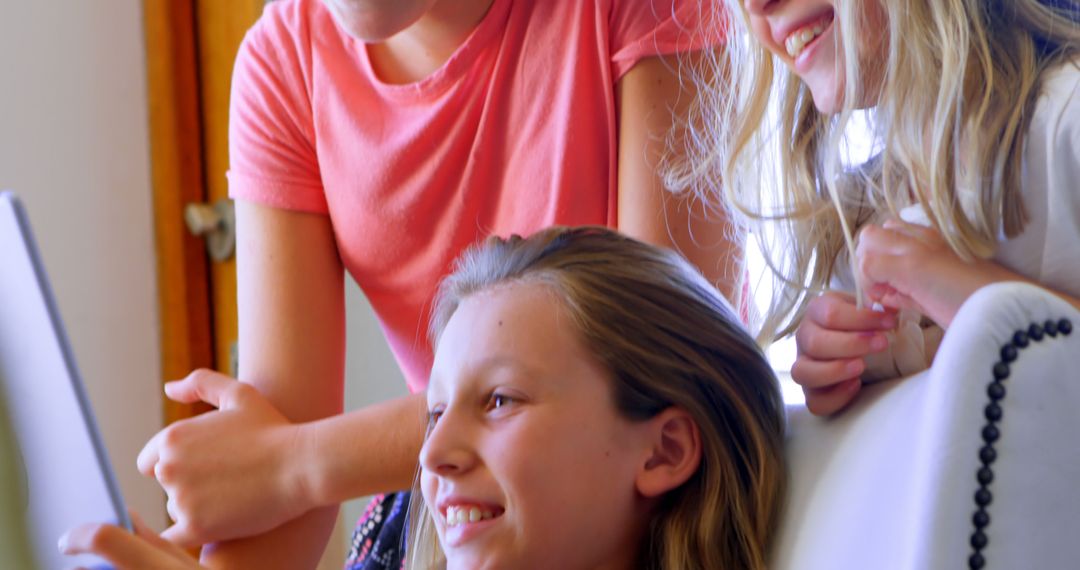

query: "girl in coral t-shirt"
xmin=129 ymin=0 xmax=734 ymax=567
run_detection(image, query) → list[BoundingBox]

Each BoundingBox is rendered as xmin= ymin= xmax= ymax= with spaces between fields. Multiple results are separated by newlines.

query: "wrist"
xmin=926 ymin=257 xmax=1008 ymax=327
xmin=286 ymin=421 xmax=326 ymax=511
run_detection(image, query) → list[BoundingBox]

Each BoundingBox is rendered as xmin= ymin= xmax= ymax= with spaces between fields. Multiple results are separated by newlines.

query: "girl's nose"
xmin=419 ymin=410 xmax=477 ymax=477
xmin=744 ymin=0 xmax=781 ymax=15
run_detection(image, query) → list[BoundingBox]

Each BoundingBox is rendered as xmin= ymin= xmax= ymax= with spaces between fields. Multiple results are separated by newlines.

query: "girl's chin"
xmin=803 ymin=73 xmax=842 ymax=113
xmin=811 ymin=92 xmax=841 ymax=115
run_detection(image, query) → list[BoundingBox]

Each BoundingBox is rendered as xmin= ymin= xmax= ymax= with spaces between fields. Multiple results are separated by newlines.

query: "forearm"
xmin=209 ymin=201 xmax=348 ymax=566
xmin=198 ymin=394 xmax=426 ymax=568
xmin=302 ymin=392 xmax=428 ymax=506
xmin=201 ymin=507 xmax=338 ymax=570
xmin=941 ymin=262 xmax=1080 ymax=327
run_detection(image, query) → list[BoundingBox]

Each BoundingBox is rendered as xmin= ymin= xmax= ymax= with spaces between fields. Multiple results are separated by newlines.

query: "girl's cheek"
xmin=748 ymin=17 xmax=785 ymax=60
xmin=420 ymin=472 xmax=438 ymax=509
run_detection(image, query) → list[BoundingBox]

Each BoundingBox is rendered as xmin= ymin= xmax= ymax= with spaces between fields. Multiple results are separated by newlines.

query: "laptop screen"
xmin=0 ymin=191 xmax=130 ymax=569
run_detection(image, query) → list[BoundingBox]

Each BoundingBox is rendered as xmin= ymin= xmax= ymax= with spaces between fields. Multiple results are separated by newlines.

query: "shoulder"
xmin=1031 ymin=58 xmax=1080 ymax=145
xmin=240 ymin=0 xmax=340 ymax=64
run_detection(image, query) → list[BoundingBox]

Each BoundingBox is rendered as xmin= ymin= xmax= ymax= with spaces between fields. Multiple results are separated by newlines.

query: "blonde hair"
xmin=669 ymin=0 xmax=1080 ymax=342
xmin=406 ymin=226 xmax=786 ymax=570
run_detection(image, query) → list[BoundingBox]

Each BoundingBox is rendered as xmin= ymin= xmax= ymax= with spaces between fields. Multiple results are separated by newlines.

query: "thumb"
xmin=160 ymin=521 xmax=203 ymax=550
xmin=60 ymin=521 xmax=198 ymax=570
xmin=164 ymin=369 xmax=239 ymax=409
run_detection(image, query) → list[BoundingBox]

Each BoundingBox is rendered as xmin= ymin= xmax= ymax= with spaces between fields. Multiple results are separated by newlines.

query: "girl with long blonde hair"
xmin=673 ymin=0 xmax=1080 ymax=414
xmin=407 ymin=226 xmax=786 ymax=569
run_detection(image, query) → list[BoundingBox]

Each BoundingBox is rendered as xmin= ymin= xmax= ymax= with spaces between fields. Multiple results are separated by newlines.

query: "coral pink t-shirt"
xmin=228 ymin=0 xmax=721 ymax=392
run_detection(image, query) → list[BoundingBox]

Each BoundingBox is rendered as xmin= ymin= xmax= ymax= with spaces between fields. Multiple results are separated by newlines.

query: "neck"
xmin=368 ymin=0 xmax=496 ymax=84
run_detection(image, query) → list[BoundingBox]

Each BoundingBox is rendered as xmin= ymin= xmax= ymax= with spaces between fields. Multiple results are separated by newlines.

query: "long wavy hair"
xmin=668 ymin=0 xmax=1080 ymax=342
xmin=406 ymin=226 xmax=786 ymax=570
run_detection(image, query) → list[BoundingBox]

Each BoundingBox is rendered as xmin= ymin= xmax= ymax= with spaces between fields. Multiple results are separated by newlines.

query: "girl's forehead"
xmin=429 ymin=283 xmax=579 ymax=389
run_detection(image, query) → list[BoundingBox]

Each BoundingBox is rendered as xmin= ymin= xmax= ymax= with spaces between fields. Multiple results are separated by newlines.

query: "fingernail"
xmin=846 ymin=359 xmax=865 ymax=375
xmin=870 ymin=335 xmax=888 ymax=351
xmin=881 ymin=316 xmax=897 ymax=328
xmin=57 ymin=532 xmax=69 ymax=554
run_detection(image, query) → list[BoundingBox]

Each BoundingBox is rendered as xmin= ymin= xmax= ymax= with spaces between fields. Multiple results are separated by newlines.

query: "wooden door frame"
xmin=143 ymin=0 xmax=266 ymax=427
xmin=142 ymin=0 xmax=214 ymax=426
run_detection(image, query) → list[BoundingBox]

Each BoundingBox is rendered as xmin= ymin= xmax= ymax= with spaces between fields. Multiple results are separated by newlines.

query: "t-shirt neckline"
xmin=357 ymin=0 xmax=511 ymax=99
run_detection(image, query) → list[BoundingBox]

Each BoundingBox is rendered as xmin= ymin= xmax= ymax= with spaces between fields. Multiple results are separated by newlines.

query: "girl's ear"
xmin=635 ymin=407 xmax=702 ymax=498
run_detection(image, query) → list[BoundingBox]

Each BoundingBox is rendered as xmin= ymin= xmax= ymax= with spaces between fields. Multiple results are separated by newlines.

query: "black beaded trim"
xmin=969 ymin=317 xmax=1073 ymax=569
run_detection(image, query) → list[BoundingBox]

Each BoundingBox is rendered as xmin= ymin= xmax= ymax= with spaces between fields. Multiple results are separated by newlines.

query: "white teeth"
xmin=445 ymin=505 xmax=496 ymax=527
xmin=785 ymin=20 xmax=829 ymax=59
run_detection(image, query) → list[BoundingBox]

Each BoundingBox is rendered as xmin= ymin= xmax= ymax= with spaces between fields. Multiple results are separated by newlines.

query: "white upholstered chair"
xmin=773 ymin=282 xmax=1080 ymax=569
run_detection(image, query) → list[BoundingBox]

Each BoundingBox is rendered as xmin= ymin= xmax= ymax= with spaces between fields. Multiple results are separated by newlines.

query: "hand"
xmin=792 ymin=292 xmax=897 ymax=415
xmin=60 ymin=511 xmax=203 ymax=569
xmin=137 ymin=369 xmax=313 ymax=547
xmin=856 ymin=220 xmax=1006 ymax=327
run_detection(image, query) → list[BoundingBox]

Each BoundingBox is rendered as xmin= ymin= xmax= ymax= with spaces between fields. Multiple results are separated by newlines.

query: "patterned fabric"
xmin=344 ymin=492 xmax=411 ymax=570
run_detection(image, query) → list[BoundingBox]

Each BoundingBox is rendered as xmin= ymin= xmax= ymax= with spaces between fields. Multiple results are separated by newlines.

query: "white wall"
xmin=340 ymin=285 xmax=409 ymax=543
xmin=0 ymin=0 xmax=421 ymax=556
xmin=0 ymin=0 xmax=164 ymax=525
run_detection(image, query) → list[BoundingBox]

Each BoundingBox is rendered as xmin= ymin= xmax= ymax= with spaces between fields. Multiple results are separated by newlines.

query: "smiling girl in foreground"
xmin=675 ymin=0 xmax=1080 ymax=414
xmin=62 ymin=226 xmax=786 ymax=569
xmin=409 ymin=226 xmax=785 ymax=569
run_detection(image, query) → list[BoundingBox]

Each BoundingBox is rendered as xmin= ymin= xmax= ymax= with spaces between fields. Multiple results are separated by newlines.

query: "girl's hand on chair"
xmin=856 ymin=219 xmax=1006 ymax=328
xmin=60 ymin=511 xmax=204 ymax=569
xmin=792 ymin=291 xmax=897 ymax=416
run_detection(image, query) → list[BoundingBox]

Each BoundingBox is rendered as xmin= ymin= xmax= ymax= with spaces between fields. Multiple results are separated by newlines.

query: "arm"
xmin=857 ymin=220 xmax=1080 ymax=325
xmin=234 ymin=201 xmax=425 ymax=502
xmin=199 ymin=200 xmax=345 ymax=568
xmin=615 ymin=52 xmax=742 ymax=301
xmin=166 ymin=202 xmax=423 ymax=565
xmin=789 ymin=220 xmax=1080 ymax=418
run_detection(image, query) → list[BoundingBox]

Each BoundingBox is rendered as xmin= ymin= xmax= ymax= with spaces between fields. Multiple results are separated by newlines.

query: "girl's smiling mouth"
xmin=442 ymin=503 xmax=505 ymax=527
xmin=438 ymin=500 xmax=507 ymax=547
xmin=784 ymin=12 xmax=834 ymax=60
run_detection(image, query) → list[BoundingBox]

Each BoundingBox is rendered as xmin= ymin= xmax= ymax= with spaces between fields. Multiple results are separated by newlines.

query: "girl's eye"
xmin=487 ymin=392 xmax=517 ymax=412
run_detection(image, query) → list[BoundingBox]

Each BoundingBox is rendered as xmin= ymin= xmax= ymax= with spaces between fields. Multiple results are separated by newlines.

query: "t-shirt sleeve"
xmin=227 ymin=2 xmax=327 ymax=214
xmin=608 ymin=0 xmax=726 ymax=80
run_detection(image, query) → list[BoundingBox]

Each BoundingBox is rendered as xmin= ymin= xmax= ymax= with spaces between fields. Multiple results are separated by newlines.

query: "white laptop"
xmin=0 ymin=190 xmax=131 ymax=569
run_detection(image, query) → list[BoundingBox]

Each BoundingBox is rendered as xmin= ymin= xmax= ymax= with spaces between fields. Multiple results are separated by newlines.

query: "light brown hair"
xmin=408 ymin=226 xmax=786 ymax=570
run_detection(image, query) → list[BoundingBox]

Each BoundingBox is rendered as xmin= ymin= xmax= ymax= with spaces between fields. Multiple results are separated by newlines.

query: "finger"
xmin=803 ymin=378 xmax=862 ymax=416
xmin=160 ymin=522 xmax=202 ymax=549
xmin=60 ymin=523 xmax=176 ymax=570
xmin=165 ymin=495 xmax=181 ymax=525
xmin=865 ymin=282 xmax=895 ymax=304
xmin=864 ymin=284 xmax=921 ymax=313
xmin=859 ymin=250 xmax=913 ymax=294
xmin=858 ymin=224 xmax=916 ymax=256
xmin=882 ymin=217 xmax=923 ymax=233
xmin=136 ymin=430 xmax=164 ymax=478
xmin=882 ymin=218 xmax=941 ymax=244
xmin=791 ymin=356 xmax=865 ymax=389
xmin=129 ymin=511 xmax=196 ymax=561
xmin=796 ymin=326 xmax=889 ymax=360
xmin=805 ymin=293 xmax=898 ymax=331
xmin=164 ymin=369 xmax=240 ymax=409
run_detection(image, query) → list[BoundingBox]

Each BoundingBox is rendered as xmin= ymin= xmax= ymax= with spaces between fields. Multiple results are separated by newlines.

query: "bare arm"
xmin=615 ymin=52 xmax=742 ymax=301
xmin=198 ymin=200 xmax=343 ymax=568
xmin=201 ymin=201 xmax=423 ymax=568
